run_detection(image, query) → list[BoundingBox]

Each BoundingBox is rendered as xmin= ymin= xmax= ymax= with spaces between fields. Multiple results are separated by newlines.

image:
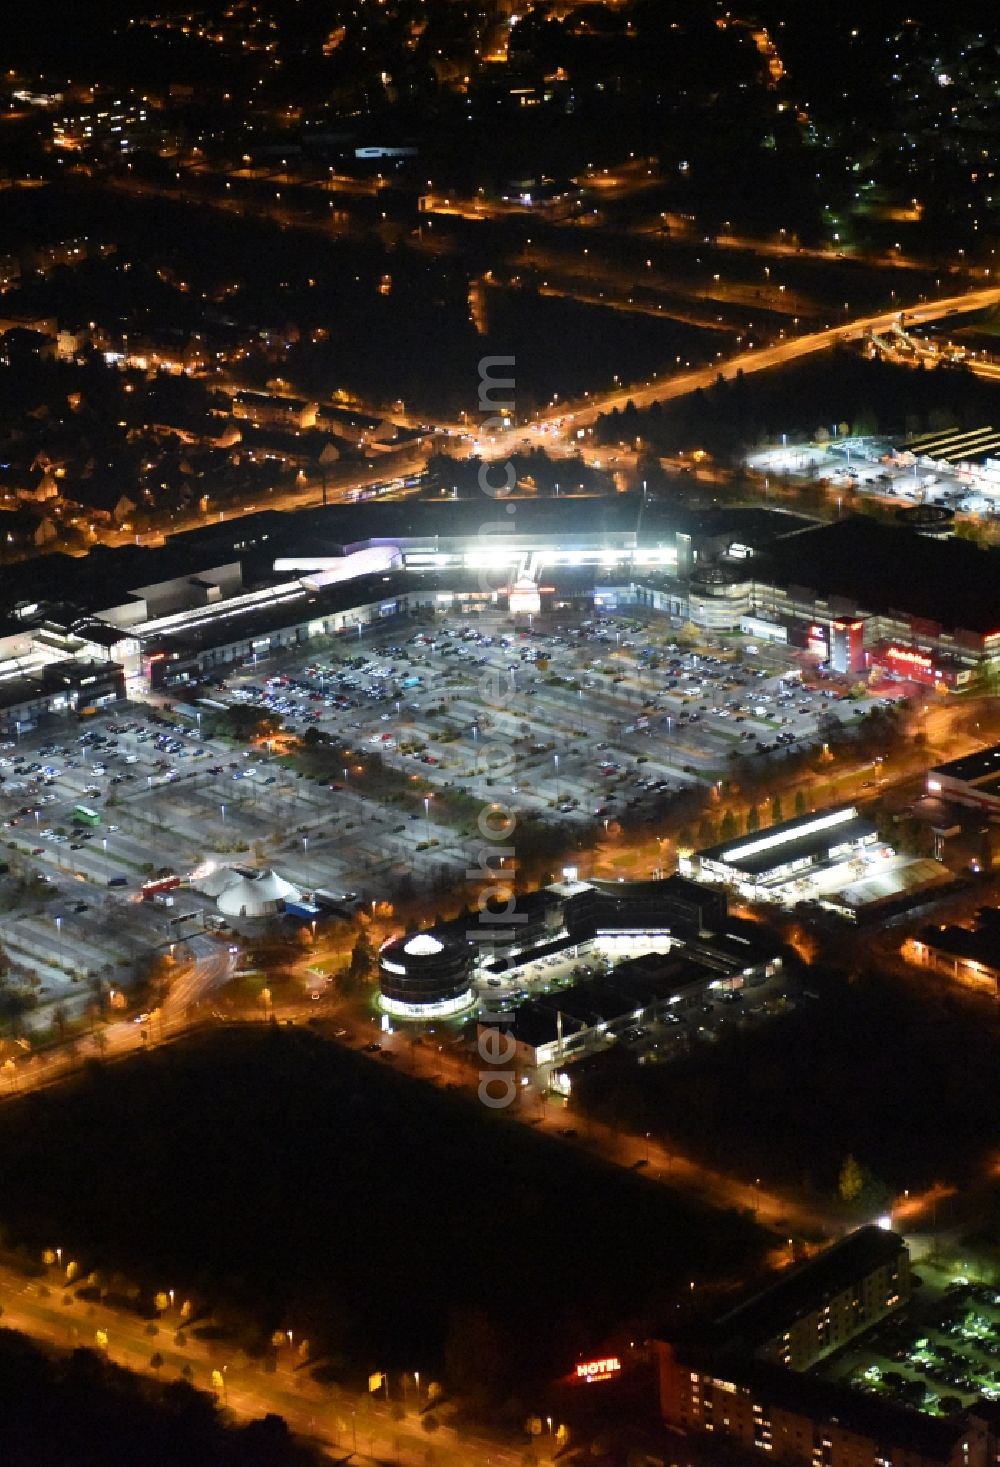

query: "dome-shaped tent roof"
xmin=216 ymin=866 xmax=301 ymax=917
xmin=192 ymin=863 xmax=242 ymax=899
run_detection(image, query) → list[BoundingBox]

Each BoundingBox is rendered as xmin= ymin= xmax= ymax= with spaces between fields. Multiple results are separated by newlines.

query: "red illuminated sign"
xmin=887 ymin=646 xmax=933 ymax=669
xmin=576 ymin=1358 xmax=622 ymax=1383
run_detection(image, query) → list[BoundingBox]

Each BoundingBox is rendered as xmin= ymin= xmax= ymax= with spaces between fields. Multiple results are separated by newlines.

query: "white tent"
xmin=216 ymin=866 xmax=302 ymax=918
xmin=192 ymin=863 xmax=241 ymax=899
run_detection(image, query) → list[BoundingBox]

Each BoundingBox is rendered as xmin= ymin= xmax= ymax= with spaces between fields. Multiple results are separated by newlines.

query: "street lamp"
xmin=553 ymin=752 xmax=560 ymax=802
xmin=423 ymin=795 xmax=431 ymax=838
xmin=220 ymin=803 xmax=226 ymax=823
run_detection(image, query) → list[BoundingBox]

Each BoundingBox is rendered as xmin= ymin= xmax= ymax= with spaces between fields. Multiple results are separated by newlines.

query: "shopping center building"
xmin=0 ymin=493 xmax=997 ymax=733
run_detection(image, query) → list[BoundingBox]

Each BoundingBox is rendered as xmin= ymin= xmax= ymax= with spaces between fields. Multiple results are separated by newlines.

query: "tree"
xmin=349 ymin=934 xmax=373 ymax=981
xmin=794 ymin=788 xmax=808 ymax=818
xmin=770 ymin=794 xmax=783 ymax=825
xmin=720 ymin=809 xmax=738 ymax=841
xmin=746 ymin=806 xmax=760 ymax=834
xmin=224 ymin=706 xmax=281 ymax=742
xmin=838 ymin=1153 xmax=864 ymax=1204
xmin=444 ymin=1309 xmax=510 ymax=1400
xmin=241 ymin=1414 xmax=295 ymax=1457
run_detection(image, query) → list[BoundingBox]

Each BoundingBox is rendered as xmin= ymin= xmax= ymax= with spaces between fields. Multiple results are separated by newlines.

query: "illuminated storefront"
xmin=868 ymin=643 xmax=972 ymax=690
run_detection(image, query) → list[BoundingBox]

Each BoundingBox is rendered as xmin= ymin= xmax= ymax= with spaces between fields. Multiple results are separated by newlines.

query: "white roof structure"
xmin=403 ymin=933 xmax=444 ymax=956
xmin=215 ymin=865 xmax=302 ymax=917
xmin=193 ymin=863 xmax=240 ymax=899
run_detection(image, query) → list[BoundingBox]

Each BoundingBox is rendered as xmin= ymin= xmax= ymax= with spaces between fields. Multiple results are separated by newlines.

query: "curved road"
xmin=513 ymin=284 xmax=1000 ymax=436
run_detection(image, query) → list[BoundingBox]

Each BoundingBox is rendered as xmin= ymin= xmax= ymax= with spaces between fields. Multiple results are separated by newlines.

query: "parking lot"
xmin=820 ymin=1275 xmax=1000 ymax=1414
xmin=215 ymin=605 xmax=885 ymax=841
xmin=0 ymin=604 xmax=888 ymax=1032
xmin=750 ymin=437 xmax=1000 ymax=516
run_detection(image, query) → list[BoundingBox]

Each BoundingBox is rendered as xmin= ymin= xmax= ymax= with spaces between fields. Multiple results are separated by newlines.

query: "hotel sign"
xmin=576 ymin=1357 xmax=622 ymax=1383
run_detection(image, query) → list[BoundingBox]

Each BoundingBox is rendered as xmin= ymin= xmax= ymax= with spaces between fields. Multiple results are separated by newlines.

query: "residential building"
xmin=654 ymin=1231 xmax=993 ymax=1467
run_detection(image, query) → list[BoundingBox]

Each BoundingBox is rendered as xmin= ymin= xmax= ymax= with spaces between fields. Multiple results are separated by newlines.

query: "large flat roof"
xmin=698 ymin=806 xmax=876 ymax=877
xmin=498 ymin=951 xmax=719 ymax=1048
xmin=166 ymin=494 xmax=815 ymax=564
xmin=141 ymin=569 xmax=425 ymax=657
xmin=760 ymin=515 xmax=1000 ymax=636
xmin=0 ymin=543 xmax=241 ymax=626
xmin=931 ymin=743 xmax=1000 ymax=785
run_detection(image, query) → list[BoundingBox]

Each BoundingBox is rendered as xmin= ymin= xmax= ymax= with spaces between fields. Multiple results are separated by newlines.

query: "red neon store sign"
xmin=886 ymin=646 xmax=933 ymax=670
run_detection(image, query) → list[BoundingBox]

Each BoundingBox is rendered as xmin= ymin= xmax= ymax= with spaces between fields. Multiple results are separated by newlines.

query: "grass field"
xmin=0 ymin=1024 xmax=770 ymax=1391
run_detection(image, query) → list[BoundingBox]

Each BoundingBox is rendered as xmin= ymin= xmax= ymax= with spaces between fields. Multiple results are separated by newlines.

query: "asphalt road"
xmin=0 ymin=1259 xmax=531 ymax=1466
xmin=510 ymin=284 xmax=1000 ymax=434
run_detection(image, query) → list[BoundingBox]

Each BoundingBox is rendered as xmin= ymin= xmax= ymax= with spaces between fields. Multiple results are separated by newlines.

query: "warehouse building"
xmin=903 ymin=908 xmax=1000 ymax=996
xmin=926 ymin=744 xmax=1000 ymax=817
xmin=681 ymin=805 xmax=882 ymax=901
xmin=0 ymin=657 xmax=125 ymax=739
